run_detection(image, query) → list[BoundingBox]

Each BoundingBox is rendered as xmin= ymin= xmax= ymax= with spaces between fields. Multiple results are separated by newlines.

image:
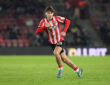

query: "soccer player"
xmin=35 ymin=6 xmax=83 ymax=78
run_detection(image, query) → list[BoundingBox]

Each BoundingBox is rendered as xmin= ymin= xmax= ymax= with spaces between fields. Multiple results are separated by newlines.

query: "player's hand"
xmin=61 ymin=32 xmax=66 ymax=37
xmin=45 ymin=22 xmax=50 ymax=28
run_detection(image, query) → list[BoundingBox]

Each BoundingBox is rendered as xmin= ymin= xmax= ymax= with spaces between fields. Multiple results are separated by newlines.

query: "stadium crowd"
xmin=0 ymin=0 xmax=109 ymax=47
xmin=90 ymin=0 xmax=110 ymax=45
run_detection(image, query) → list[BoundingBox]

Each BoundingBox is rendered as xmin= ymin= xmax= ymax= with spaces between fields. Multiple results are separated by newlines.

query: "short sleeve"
xmin=56 ymin=16 xmax=65 ymax=23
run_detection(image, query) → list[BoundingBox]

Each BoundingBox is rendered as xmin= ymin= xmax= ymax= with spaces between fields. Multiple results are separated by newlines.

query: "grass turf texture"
xmin=0 ymin=56 xmax=110 ymax=85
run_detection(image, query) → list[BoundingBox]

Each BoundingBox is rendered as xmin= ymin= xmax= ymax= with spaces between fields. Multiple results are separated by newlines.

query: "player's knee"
xmin=53 ymin=51 xmax=59 ymax=56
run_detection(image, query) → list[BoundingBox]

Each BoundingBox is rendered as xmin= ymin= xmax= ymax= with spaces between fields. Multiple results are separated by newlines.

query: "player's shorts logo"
xmin=57 ymin=42 xmax=62 ymax=45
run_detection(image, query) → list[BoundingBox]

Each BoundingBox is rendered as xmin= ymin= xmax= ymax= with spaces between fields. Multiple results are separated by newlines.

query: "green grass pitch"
xmin=0 ymin=55 xmax=110 ymax=85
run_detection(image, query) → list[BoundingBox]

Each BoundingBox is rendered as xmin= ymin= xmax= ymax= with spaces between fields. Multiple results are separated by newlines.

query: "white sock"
xmin=58 ymin=67 xmax=63 ymax=70
xmin=75 ymin=68 xmax=79 ymax=72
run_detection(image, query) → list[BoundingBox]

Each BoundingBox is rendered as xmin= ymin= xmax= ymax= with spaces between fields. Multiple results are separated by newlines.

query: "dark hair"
xmin=45 ymin=6 xmax=55 ymax=13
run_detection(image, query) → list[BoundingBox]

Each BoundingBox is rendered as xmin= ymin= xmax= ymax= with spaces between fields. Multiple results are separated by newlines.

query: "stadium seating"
xmin=89 ymin=0 xmax=110 ymax=45
xmin=0 ymin=0 xmax=109 ymax=47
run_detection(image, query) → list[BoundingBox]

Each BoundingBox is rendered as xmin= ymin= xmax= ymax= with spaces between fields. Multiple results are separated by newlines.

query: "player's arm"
xmin=63 ymin=18 xmax=70 ymax=33
xmin=35 ymin=19 xmax=46 ymax=34
xmin=56 ymin=16 xmax=70 ymax=37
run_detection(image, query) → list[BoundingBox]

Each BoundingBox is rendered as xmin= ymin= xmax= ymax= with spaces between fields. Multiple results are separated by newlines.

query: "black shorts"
xmin=50 ymin=41 xmax=64 ymax=51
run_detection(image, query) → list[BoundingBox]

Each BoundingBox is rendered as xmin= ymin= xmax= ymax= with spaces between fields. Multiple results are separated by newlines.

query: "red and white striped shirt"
xmin=36 ymin=16 xmax=70 ymax=44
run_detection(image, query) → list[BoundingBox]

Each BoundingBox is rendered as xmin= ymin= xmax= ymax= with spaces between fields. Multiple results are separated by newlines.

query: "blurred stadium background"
xmin=0 ymin=0 xmax=110 ymax=56
xmin=0 ymin=0 xmax=110 ymax=85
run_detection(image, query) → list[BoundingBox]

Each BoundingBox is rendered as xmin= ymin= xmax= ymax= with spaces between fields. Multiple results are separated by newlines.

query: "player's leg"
xmin=60 ymin=51 xmax=83 ymax=78
xmin=53 ymin=46 xmax=63 ymax=78
xmin=60 ymin=52 xmax=77 ymax=69
xmin=53 ymin=46 xmax=62 ymax=66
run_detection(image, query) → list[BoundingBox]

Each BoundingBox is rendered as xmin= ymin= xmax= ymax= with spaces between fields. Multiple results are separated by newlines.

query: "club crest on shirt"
xmin=48 ymin=21 xmax=58 ymax=30
xmin=48 ymin=25 xmax=58 ymax=30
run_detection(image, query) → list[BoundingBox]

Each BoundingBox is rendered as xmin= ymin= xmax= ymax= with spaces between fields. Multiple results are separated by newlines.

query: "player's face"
xmin=45 ymin=11 xmax=54 ymax=20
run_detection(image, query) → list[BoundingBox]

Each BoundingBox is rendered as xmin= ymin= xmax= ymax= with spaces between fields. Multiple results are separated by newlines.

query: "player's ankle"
xmin=58 ymin=65 xmax=63 ymax=70
xmin=74 ymin=67 xmax=79 ymax=72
